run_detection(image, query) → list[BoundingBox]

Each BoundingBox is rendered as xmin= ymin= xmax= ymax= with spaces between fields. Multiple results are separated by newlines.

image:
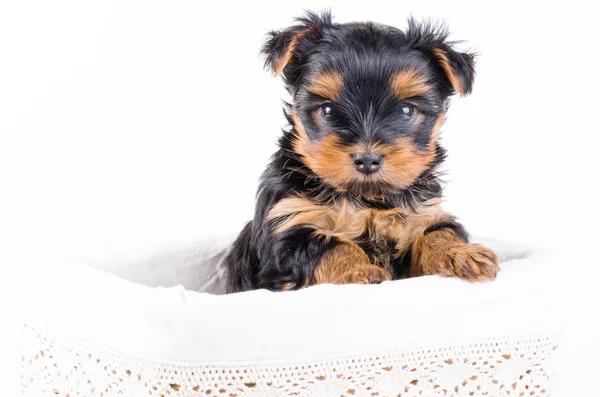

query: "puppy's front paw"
xmin=338 ymin=264 xmax=392 ymax=285
xmin=436 ymin=243 xmax=499 ymax=281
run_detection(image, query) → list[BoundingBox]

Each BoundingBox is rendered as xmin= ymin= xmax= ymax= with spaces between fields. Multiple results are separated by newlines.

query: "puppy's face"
xmin=263 ymin=12 xmax=476 ymax=197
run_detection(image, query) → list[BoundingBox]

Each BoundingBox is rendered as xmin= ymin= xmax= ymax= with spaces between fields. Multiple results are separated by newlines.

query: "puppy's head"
xmin=262 ymin=11 xmax=476 ymax=197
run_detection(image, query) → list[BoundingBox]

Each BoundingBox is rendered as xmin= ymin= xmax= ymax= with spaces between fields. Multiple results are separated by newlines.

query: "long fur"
xmin=223 ymin=11 xmax=496 ymax=293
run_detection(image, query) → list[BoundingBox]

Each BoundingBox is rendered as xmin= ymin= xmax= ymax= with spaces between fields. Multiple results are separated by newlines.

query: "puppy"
xmin=223 ymin=11 xmax=499 ymax=293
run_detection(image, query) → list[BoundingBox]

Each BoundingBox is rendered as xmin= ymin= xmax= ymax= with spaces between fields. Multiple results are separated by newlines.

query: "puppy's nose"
xmin=352 ymin=153 xmax=383 ymax=175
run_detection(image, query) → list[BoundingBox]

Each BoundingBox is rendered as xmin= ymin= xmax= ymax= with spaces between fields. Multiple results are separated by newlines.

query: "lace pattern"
xmin=20 ymin=324 xmax=556 ymax=396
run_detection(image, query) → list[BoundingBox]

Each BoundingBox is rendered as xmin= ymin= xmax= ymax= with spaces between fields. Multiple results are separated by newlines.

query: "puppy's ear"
xmin=261 ymin=10 xmax=333 ymax=78
xmin=262 ymin=25 xmax=310 ymax=77
xmin=406 ymin=18 xmax=476 ymax=97
xmin=431 ymin=44 xmax=476 ymax=97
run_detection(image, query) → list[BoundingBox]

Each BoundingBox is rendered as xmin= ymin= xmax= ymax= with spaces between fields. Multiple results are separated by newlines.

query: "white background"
xmin=1 ymin=0 xmax=599 ymax=394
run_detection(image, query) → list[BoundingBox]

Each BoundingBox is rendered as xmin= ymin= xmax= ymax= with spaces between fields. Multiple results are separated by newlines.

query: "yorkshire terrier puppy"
xmin=224 ymin=11 xmax=499 ymax=293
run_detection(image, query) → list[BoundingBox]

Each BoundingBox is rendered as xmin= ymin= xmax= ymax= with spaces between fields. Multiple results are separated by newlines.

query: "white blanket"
xmin=15 ymin=233 xmax=559 ymax=396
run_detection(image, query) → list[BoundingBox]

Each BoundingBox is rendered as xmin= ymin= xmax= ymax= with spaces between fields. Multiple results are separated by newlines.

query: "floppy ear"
xmin=431 ymin=44 xmax=476 ymax=97
xmin=262 ymin=25 xmax=311 ymax=77
xmin=406 ymin=18 xmax=476 ymax=97
xmin=260 ymin=11 xmax=333 ymax=78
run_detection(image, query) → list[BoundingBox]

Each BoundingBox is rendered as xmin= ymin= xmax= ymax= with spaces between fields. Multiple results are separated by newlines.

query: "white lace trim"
xmin=20 ymin=324 xmax=556 ymax=396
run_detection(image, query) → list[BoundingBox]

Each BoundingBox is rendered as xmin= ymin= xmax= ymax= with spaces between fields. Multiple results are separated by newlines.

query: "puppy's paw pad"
xmin=439 ymin=244 xmax=499 ymax=281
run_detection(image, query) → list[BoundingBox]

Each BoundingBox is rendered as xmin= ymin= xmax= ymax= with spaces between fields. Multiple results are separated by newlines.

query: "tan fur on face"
xmin=373 ymin=137 xmax=436 ymax=189
xmin=296 ymin=133 xmax=357 ymax=192
xmin=368 ymin=113 xmax=445 ymax=189
xmin=432 ymin=48 xmax=465 ymax=97
xmin=390 ymin=68 xmax=432 ymax=100
xmin=291 ymin=109 xmax=359 ymax=193
xmin=306 ymin=72 xmax=344 ymax=101
xmin=291 ymin=110 xmax=443 ymax=194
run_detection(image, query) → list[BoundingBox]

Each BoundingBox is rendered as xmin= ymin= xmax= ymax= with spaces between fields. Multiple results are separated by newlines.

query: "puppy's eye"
xmin=320 ymin=103 xmax=336 ymax=121
xmin=400 ymin=104 xmax=416 ymax=121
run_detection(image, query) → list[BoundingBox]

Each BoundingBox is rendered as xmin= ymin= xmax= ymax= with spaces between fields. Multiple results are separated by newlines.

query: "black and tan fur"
xmin=223 ymin=11 xmax=499 ymax=293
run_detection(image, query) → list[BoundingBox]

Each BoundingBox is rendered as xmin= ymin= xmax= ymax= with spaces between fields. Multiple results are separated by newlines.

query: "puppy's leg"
xmin=312 ymin=238 xmax=392 ymax=285
xmin=260 ymin=227 xmax=391 ymax=290
xmin=410 ymin=222 xmax=499 ymax=281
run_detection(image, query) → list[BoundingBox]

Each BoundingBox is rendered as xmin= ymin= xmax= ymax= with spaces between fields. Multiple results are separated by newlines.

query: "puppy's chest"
xmin=268 ymin=196 xmax=449 ymax=270
xmin=268 ymin=196 xmax=413 ymax=245
xmin=323 ymin=205 xmax=408 ymax=242
xmin=326 ymin=206 xmax=408 ymax=269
